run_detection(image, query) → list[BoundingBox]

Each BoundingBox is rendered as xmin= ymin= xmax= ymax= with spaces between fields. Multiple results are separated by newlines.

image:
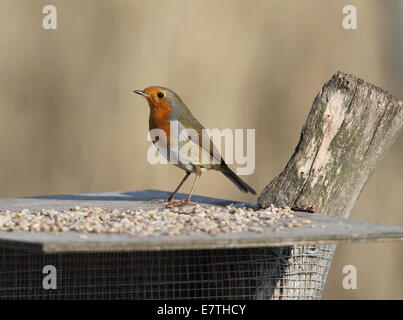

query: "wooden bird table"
xmin=0 ymin=189 xmax=402 ymax=299
xmin=0 ymin=190 xmax=402 ymax=253
xmin=0 ymin=72 xmax=402 ymax=299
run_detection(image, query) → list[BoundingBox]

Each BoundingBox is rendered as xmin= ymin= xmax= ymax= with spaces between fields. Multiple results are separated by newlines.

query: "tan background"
xmin=0 ymin=0 xmax=402 ymax=298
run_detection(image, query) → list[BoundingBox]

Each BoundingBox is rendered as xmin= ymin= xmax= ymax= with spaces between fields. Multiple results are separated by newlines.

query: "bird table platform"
xmin=0 ymin=190 xmax=402 ymax=300
xmin=0 ymin=190 xmax=402 ymax=253
xmin=1 ymin=72 xmax=402 ymax=299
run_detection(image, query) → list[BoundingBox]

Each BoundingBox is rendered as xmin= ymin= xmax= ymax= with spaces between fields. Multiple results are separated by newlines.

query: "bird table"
xmin=0 ymin=190 xmax=402 ymax=300
xmin=1 ymin=72 xmax=402 ymax=299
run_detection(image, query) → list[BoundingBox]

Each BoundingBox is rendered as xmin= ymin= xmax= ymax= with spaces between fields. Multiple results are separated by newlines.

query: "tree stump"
xmin=257 ymin=71 xmax=403 ymax=299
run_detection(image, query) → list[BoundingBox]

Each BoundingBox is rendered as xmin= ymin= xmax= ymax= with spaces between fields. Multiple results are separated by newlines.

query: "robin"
xmin=134 ymin=86 xmax=256 ymax=203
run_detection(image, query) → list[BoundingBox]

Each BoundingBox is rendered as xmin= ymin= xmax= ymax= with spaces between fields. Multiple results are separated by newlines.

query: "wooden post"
xmin=256 ymin=71 xmax=403 ymax=299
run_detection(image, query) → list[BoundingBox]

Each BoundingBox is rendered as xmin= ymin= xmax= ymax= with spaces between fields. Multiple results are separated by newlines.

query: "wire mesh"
xmin=0 ymin=244 xmax=335 ymax=300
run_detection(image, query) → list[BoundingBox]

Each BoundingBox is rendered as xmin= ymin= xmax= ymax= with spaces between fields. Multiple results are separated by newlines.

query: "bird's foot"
xmin=149 ymin=198 xmax=181 ymax=206
xmin=149 ymin=199 xmax=167 ymax=204
xmin=165 ymin=199 xmax=183 ymax=208
xmin=165 ymin=200 xmax=196 ymax=208
xmin=177 ymin=200 xmax=197 ymax=207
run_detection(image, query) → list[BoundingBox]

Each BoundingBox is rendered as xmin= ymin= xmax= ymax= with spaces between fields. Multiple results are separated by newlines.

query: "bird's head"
xmin=134 ymin=86 xmax=185 ymax=116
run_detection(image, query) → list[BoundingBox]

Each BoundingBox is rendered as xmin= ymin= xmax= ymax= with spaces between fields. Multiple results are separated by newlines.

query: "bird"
xmin=133 ymin=86 xmax=256 ymax=203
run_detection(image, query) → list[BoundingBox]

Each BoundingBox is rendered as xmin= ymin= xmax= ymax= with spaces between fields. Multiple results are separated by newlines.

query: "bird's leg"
xmin=168 ymin=171 xmax=191 ymax=202
xmin=185 ymin=166 xmax=202 ymax=203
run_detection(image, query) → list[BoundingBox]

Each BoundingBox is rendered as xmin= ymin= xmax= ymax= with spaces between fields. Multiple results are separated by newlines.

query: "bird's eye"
xmin=157 ymin=92 xmax=164 ymax=99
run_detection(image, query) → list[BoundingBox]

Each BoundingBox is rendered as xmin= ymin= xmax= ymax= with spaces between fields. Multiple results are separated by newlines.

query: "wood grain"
xmin=256 ymin=71 xmax=403 ymax=299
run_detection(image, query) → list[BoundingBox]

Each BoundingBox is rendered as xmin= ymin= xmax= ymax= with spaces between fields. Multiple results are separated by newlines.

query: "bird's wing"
xmin=178 ymin=113 xmax=223 ymax=166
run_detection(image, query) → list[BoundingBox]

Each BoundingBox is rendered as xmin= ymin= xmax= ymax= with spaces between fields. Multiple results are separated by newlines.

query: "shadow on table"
xmin=27 ymin=190 xmax=258 ymax=208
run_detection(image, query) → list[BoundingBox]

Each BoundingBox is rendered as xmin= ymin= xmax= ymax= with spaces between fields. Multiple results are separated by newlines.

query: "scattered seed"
xmin=0 ymin=202 xmax=300 ymax=238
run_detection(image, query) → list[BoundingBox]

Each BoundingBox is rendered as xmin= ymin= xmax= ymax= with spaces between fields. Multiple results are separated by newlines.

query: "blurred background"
xmin=0 ymin=0 xmax=402 ymax=298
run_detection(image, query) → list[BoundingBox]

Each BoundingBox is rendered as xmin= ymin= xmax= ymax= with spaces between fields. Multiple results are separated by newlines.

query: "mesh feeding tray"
xmin=0 ymin=190 xmax=402 ymax=299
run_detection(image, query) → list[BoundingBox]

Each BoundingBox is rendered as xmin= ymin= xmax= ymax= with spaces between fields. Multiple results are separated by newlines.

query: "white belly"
xmin=153 ymin=121 xmax=212 ymax=173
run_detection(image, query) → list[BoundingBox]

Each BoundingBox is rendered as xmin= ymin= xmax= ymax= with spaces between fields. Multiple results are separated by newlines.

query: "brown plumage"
xmin=134 ymin=86 xmax=256 ymax=203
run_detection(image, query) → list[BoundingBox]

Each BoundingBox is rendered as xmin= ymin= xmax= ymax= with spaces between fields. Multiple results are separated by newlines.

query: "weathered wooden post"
xmin=257 ymin=71 xmax=403 ymax=299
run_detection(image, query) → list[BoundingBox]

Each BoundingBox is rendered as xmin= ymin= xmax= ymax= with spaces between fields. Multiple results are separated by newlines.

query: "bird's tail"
xmin=220 ymin=164 xmax=256 ymax=195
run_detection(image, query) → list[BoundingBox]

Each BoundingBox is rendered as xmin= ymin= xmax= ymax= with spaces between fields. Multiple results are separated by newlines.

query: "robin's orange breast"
xmin=149 ymin=105 xmax=172 ymax=147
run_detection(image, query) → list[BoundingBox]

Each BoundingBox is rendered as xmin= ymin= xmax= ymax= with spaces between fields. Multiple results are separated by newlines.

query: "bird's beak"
xmin=133 ymin=90 xmax=149 ymax=97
